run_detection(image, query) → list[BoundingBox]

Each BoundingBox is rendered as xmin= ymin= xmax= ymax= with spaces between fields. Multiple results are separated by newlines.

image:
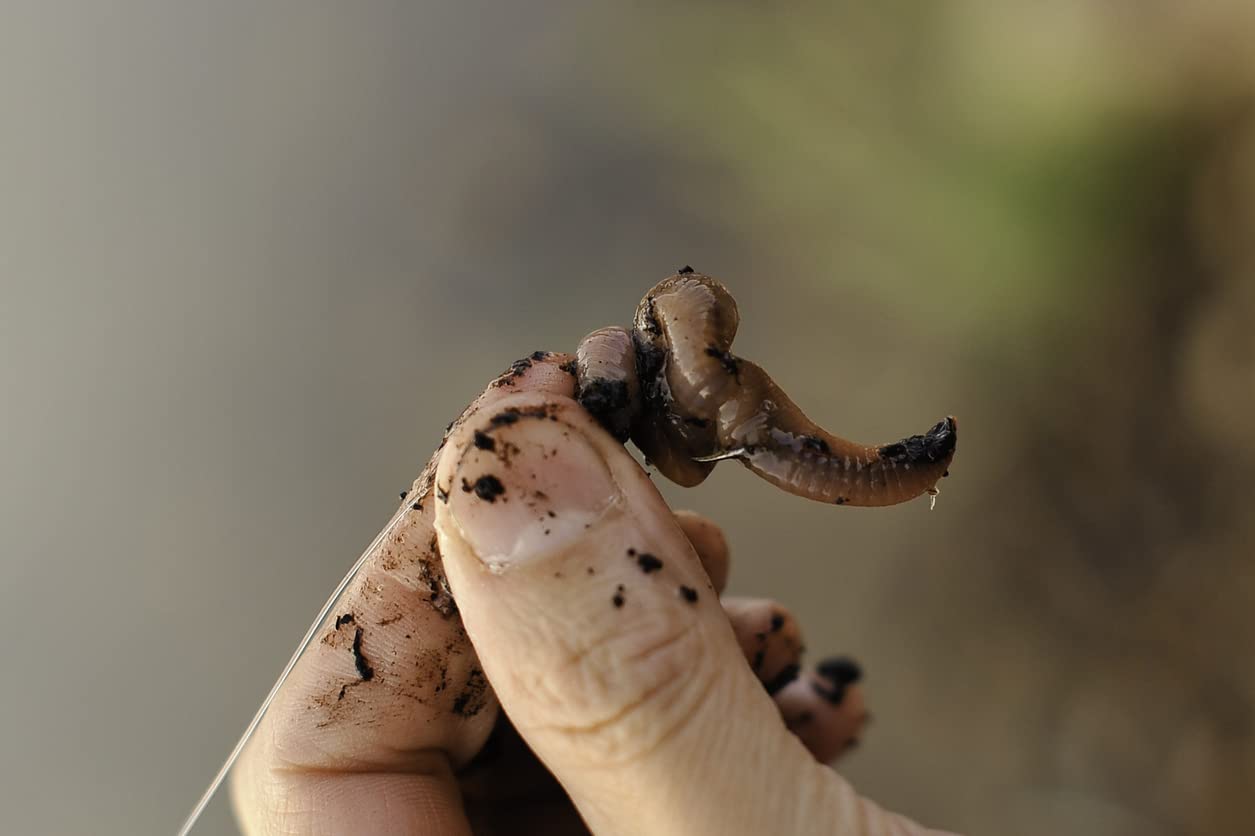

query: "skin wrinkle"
xmin=546 ymin=611 xmax=693 ymax=684
xmin=267 ymin=749 xmax=456 ymax=778
xmin=542 ymin=617 xmax=705 ymax=726
xmin=261 ymin=768 xmax=470 ymax=836
xmin=529 ymin=652 xmax=726 ymax=770
xmin=623 ymin=621 xmax=698 ymax=665
xmin=531 ymin=528 xmax=707 ymax=661
xmin=256 ymin=768 xmax=317 ymax=836
xmin=489 ymin=561 xmax=709 ymax=755
xmin=618 ymin=670 xmax=818 ymax=836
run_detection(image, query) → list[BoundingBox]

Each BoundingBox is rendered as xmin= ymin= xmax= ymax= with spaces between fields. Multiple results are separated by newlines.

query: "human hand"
xmin=230 ymin=353 xmax=951 ymax=835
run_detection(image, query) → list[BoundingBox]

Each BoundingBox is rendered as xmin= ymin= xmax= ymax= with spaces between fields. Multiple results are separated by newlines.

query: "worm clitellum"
xmin=576 ymin=270 xmax=957 ymax=507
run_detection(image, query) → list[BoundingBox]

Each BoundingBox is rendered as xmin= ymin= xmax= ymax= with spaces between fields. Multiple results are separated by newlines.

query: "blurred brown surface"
xmin=2 ymin=2 xmax=1253 ymax=834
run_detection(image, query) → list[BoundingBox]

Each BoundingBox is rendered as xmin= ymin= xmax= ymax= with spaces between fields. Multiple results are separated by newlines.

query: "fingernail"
xmin=443 ymin=407 xmax=621 ymax=571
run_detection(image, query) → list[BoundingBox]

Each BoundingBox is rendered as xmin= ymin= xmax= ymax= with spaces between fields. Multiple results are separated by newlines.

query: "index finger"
xmin=229 ymin=353 xmax=578 ymax=836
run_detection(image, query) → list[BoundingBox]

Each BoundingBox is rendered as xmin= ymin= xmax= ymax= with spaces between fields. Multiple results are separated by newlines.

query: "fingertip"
xmin=437 ymin=352 xmax=579 ymax=464
xmin=723 ymin=597 xmax=806 ymax=697
xmin=776 ymin=671 xmax=869 ymax=764
xmin=674 ymin=509 xmax=730 ymax=593
xmin=436 ymin=395 xmax=623 ymax=573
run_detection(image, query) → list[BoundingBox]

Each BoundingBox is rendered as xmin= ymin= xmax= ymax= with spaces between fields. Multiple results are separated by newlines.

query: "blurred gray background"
xmin=3 ymin=2 xmax=1254 ymax=834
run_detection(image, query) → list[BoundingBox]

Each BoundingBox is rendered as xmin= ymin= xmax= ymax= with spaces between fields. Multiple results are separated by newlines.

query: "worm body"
xmin=576 ymin=271 xmax=957 ymax=507
xmin=574 ymin=326 xmax=641 ymax=442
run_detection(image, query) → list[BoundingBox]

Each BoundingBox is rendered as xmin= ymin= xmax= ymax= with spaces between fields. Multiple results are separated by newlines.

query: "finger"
xmin=673 ymin=509 xmax=730 ymax=593
xmin=230 ymin=498 xmax=488 ymax=836
xmin=229 ymin=503 xmax=480 ymax=836
xmin=672 ymin=515 xmax=866 ymax=764
xmin=434 ymin=389 xmax=947 ymax=836
xmin=722 ymin=597 xmax=805 ymax=697
xmin=721 ymin=598 xmax=869 ymax=764
xmin=231 ymin=353 xmax=579 ymax=836
xmin=776 ymin=658 xmax=870 ymax=763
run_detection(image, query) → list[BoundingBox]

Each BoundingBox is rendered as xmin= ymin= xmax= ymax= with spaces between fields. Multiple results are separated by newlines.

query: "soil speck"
xmin=452 ymin=668 xmax=489 ymax=717
xmin=468 ymin=475 xmax=505 ymax=502
xmin=636 ymin=553 xmax=663 ymax=573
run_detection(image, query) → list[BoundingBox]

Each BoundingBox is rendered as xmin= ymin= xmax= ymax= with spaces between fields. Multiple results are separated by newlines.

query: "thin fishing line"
xmin=175 ymin=503 xmax=408 ymax=836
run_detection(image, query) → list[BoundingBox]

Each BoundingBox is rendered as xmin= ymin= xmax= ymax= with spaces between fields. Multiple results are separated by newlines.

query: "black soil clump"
xmin=351 ymin=627 xmax=375 ymax=681
xmin=812 ymin=656 xmax=862 ymax=704
xmin=452 ymin=668 xmax=489 ymax=717
xmin=636 ymin=552 xmax=663 ymax=573
xmin=461 ymin=474 xmax=505 ymax=503
xmin=490 ymin=405 xmax=556 ymax=427
xmin=576 ymin=377 xmax=633 ymax=441
xmin=878 ymin=417 xmax=956 ymax=464
xmin=493 ymin=355 xmax=540 ymax=386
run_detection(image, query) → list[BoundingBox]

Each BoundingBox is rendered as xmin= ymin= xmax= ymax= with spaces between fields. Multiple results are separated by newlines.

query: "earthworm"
xmin=576 ymin=270 xmax=957 ymax=507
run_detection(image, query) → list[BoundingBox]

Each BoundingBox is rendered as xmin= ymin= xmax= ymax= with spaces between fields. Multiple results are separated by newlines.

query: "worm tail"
xmin=727 ymin=361 xmax=956 ymax=507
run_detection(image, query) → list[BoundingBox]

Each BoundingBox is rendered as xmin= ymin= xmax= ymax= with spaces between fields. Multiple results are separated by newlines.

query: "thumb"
xmin=433 ymin=389 xmax=933 ymax=836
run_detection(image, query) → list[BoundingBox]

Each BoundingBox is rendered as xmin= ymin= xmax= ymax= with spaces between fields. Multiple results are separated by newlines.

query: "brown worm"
xmin=576 ymin=270 xmax=957 ymax=507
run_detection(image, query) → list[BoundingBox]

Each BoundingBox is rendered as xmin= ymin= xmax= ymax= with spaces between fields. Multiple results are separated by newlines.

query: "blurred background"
xmin=2 ymin=1 xmax=1254 ymax=834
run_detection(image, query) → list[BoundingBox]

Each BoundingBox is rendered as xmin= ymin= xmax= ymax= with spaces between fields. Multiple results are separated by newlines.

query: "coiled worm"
xmin=576 ymin=270 xmax=957 ymax=506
